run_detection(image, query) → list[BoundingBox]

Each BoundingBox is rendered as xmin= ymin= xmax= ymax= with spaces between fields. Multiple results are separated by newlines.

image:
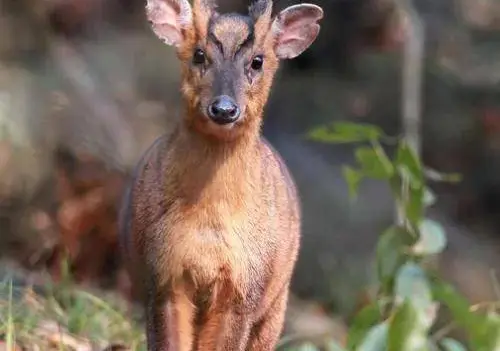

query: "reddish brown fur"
xmin=120 ymin=0 xmax=322 ymax=350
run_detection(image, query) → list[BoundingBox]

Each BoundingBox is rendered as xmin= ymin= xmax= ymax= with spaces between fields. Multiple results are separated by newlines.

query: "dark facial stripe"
xmin=208 ymin=31 xmax=224 ymax=56
xmin=234 ymin=30 xmax=254 ymax=57
xmin=208 ymin=14 xmax=255 ymax=58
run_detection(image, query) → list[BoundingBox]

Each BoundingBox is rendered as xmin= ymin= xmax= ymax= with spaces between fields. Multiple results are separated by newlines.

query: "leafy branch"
xmin=293 ymin=121 xmax=500 ymax=351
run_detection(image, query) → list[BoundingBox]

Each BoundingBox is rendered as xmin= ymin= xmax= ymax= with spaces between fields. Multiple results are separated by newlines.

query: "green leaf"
xmin=394 ymin=263 xmax=437 ymax=328
xmin=325 ymin=340 xmax=347 ymax=351
xmin=470 ymin=311 xmax=500 ymax=351
xmin=431 ymin=278 xmax=482 ymax=333
xmin=441 ymin=338 xmax=468 ymax=351
xmin=412 ymin=219 xmax=447 ymax=256
xmin=347 ymin=303 xmax=382 ymax=349
xmin=395 ymin=263 xmax=432 ymax=307
xmin=388 ymin=300 xmax=429 ymax=351
xmin=376 ymin=226 xmax=415 ymax=292
xmin=394 ymin=163 xmax=426 ymax=225
xmin=343 ymin=166 xmax=363 ymax=201
xmin=424 ymin=167 xmax=463 ymax=184
xmin=395 ymin=142 xmax=423 ymax=186
xmin=423 ymin=187 xmax=436 ymax=207
xmin=357 ymin=323 xmax=388 ymax=351
xmin=441 ymin=173 xmax=462 ymax=183
xmin=307 ymin=125 xmax=360 ymax=143
xmin=333 ymin=122 xmax=384 ymax=141
xmin=307 ymin=122 xmax=383 ymax=144
xmin=355 ymin=146 xmax=394 ymax=180
xmin=406 ymin=182 xmax=425 ymax=225
xmin=297 ymin=343 xmax=320 ymax=351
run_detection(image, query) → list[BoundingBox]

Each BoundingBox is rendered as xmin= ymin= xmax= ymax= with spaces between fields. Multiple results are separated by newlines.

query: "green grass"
xmin=0 ymin=261 xmax=339 ymax=350
xmin=0 ymin=276 xmax=342 ymax=350
xmin=0 ymin=276 xmax=145 ymax=350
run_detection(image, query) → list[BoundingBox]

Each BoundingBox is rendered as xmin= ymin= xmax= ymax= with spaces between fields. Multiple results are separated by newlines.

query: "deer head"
xmin=146 ymin=0 xmax=323 ymax=141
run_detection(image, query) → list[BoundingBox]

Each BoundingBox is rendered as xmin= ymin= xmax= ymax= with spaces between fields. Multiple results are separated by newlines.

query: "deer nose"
xmin=207 ymin=96 xmax=240 ymax=125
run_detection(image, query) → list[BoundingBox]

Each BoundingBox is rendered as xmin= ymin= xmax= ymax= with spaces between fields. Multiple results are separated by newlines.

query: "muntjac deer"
xmin=119 ymin=0 xmax=323 ymax=349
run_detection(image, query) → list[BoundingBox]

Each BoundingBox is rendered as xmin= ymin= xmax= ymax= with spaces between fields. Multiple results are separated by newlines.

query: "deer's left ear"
xmin=146 ymin=0 xmax=193 ymax=47
xmin=272 ymin=4 xmax=323 ymax=59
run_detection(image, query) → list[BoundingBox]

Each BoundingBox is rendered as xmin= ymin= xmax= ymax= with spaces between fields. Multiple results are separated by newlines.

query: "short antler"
xmin=193 ymin=0 xmax=217 ymax=36
xmin=250 ymin=0 xmax=273 ymax=42
xmin=249 ymin=0 xmax=272 ymax=20
xmin=194 ymin=0 xmax=216 ymax=12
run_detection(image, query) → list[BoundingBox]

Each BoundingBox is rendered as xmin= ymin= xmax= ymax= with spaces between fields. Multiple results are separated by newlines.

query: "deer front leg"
xmin=246 ymin=289 xmax=289 ymax=351
xmin=145 ymin=280 xmax=195 ymax=351
xmin=195 ymin=310 xmax=252 ymax=351
xmin=195 ymin=279 xmax=253 ymax=351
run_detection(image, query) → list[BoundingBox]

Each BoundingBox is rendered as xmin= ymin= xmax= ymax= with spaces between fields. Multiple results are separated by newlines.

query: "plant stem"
xmin=397 ymin=0 xmax=425 ymax=225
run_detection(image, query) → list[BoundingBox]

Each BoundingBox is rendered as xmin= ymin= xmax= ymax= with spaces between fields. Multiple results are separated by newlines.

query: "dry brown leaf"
xmin=34 ymin=321 xmax=93 ymax=351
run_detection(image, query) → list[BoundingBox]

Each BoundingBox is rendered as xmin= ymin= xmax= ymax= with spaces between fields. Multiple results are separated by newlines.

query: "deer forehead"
xmin=209 ymin=14 xmax=255 ymax=57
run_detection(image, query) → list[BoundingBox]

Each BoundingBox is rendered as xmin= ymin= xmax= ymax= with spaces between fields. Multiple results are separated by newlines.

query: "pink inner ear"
xmin=151 ymin=23 xmax=183 ymax=45
xmin=279 ymin=6 xmax=322 ymax=31
xmin=147 ymin=0 xmax=180 ymax=29
xmin=278 ymin=24 xmax=317 ymax=45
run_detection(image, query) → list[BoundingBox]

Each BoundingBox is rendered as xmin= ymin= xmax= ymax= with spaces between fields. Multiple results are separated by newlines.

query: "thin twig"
xmin=400 ymin=0 xmax=425 ymax=155
xmin=395 ymin=0 xmax=425 ymax=226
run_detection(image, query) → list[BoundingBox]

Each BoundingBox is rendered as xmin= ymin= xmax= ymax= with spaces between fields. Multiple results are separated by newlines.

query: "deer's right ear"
xmin=146 ymin=0 xmax=193 ymax=47
xmin=272 ymin=4 xmax=323 ymax=59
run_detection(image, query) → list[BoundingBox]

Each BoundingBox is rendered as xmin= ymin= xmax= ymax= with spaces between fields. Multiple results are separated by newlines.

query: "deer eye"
xmin=193 ymin=49 xmax=206 ymax=65
xmin=251 ymin=55 xmax=264 ymax=70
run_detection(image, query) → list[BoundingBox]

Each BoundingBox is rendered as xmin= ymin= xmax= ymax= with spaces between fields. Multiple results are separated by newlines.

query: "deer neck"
xmin=166 ymin=120 xmax=262 ymax=210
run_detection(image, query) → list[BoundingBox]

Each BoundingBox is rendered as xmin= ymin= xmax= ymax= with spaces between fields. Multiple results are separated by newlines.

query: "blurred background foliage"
xmin=1 ymin=0 xmax=500 ymax=349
